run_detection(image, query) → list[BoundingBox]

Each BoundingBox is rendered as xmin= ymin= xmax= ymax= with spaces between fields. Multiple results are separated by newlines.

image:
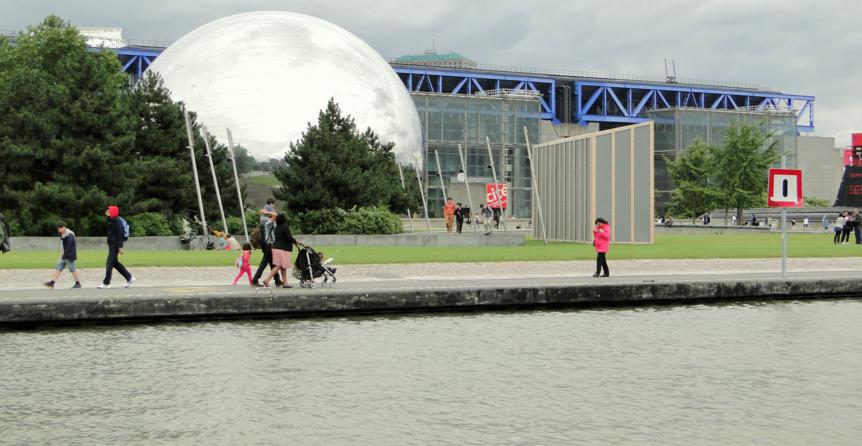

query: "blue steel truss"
xmin=111 ymin=47 xmax=161 ymax=81
xmin=575 ymin=81 xmax=815 ymax=132
xmin=392 ymin=66 xmax=557 ymax=121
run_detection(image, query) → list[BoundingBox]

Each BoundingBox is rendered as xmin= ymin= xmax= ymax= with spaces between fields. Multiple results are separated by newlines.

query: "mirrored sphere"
xmin=147 ymin=11 xmax=423 ymax=165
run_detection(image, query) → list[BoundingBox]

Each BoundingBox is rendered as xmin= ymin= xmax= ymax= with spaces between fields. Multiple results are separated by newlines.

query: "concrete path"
xmin=2 ymin=257 xmax=861 ymax=291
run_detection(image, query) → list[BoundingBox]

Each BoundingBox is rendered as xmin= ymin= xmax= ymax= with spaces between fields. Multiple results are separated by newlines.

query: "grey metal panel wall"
xmin=634 ymin=125 xmax=652 ymax=242
xmin=595 ymin=135 xmax=613 ymax=227
xmin=614 ymin=130 xmax=632 ymax=242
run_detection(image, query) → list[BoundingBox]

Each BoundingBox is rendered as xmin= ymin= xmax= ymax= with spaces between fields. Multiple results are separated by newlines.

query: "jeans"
xmin=595 ymin=252 xmax=609 ymax=276
xmin=252 ymin=244 xmax=281 ymax=285
xmin=104 ymin=244 xmax=131 ymax=285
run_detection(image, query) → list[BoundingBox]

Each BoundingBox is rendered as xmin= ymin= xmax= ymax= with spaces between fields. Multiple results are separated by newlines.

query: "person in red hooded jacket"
xmin=592 ymin=217 xmax=610 ymax=277
xmin=98 ymin=205 xmax=135 ymax=288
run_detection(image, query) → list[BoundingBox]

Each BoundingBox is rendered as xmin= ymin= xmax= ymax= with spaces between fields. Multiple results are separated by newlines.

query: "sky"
xmin=2 ymin=0 xmax=860 ymax=146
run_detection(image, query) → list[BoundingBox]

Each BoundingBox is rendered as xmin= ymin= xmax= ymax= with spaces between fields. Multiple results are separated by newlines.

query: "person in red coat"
xmin=592 ymin=217 xmax=610 ymax=277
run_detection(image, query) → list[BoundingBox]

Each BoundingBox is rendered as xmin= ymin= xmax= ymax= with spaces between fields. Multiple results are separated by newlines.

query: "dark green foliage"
xmin=274 ymin=99 xmax=418 ymax=214
xmin=297 ymin=206 xmax=402 ymax=235
xmin=126 ymin=212 xmax=172 ymax=236
xmin=299 ymin=208 xmax=348 ymax=234
xmin=803 ymin=196 xmax=830 ymax=208
xmin=666 ymin=139 xmax=721 ymax=219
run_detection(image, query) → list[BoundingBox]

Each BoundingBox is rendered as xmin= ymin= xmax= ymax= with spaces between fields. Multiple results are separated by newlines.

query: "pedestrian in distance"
xmin=99 ymin=205 xmax=134 ymax=289
xmin=0 ymin=212 xmax=10 ymax=253
xmin=822 ymin=215 xmax=829 ymax=233
xmin=841 ymin=211 xmax=853 ymax=245
xmin=473 ymin=212 xmax=481 ymax=231
xmin=592 ymin=217 xmax=610 ymax=277
xmin=252 ymin=199 xmax=281 ymax=287
xmin=232 ymin=242 xmax=254 ymax=286
xmin=833 ymin=213 xmax=845 ymax=244
xmin=803 ymin=217 xmax=809 ymax=230
xmin=43 ymin=222 xmax=82 ymax=289
xmin=854 ymin=209 xmax=862 ymax=244
xmin=443 ymin=197 xmax=456 ymax=233
xmin=481 ymin=204 xmax=494 ymax=236
xmin=262 ymin=213 xmax=300 ymax=288
xmin=454 ymin=202 xmax=464 ymax=234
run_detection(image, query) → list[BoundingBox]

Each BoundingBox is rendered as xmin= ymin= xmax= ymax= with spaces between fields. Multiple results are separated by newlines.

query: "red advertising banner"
xmin=767 ymin=168 xmax=803 ymax=208
xmin=485 ymin=183 xmax=508 ymax=209
xmin=844 ymin=148 xmax=862 ymax=167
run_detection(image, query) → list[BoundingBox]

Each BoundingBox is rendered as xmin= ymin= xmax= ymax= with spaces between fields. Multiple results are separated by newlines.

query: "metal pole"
xmin=486 ymin=136 xmax=506 ymax=232
xmin=226 ymin=128 xmax=249 ymax=243
xmin=781 ymin=154 xmax=787 ymax=276
xmin=434 ymin=150 xmax=448 ymax=201
xmin=397 ymin=164 xmax=415 ymax=233
xmin=524 ymin=127 xmax=548 ymax=245
xmin=412 ymin=155 xmax=433 ymax=233
xmin=202 ymin=126 xmax=229 ymax=234
xmin=184 ymin=111 xmax=207 ymax=236
xmin=457 ymin=144 xmax=477 ymax=232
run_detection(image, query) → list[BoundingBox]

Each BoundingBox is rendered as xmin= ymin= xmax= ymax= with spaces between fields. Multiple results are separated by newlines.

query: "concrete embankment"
xmin=1 ymin=273 xmax=860 ymax=327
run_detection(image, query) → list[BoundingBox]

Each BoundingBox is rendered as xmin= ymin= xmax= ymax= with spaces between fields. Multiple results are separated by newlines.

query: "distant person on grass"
xmin=592 ymin=217 xmax=610 ymax=278
xmin=232 ymin=242 xmax=253 ymax=286
xmin=443 ymin=197 xmax=456 ymax=233
xmin=43 ymin=222 xmax=82 ymax=289
xmin=99 ymin=205 xmax=134 ymax=289
xmin=834 ymin=213 xmax=845 ymax=244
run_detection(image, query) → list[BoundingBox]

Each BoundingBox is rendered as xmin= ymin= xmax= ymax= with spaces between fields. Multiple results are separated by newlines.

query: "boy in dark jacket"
xmin=99 ymin=205 xmax=135 ymax=289
xmin=43 ymin=222 xmax=82 ymax=289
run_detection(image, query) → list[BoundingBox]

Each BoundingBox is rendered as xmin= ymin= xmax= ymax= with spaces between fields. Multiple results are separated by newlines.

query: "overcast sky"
xmin=2 ymin=0 xmax=859 ymax=146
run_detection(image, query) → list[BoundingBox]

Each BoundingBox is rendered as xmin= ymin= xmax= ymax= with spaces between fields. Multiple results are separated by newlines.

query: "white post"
xmin=226 ymin=128 xmax=249 ymax=243
xmin=485 ymin=136 xmax=506 ymax=232
xmin=397 ymin=164 xmax=415 ymax=233
xmin=202 ymin=126 xmax=229 ymax=234
xmin=412 ymin=155 xmax=433 ymax=233
xmin=781 ymin=154 xmax=787 ymax=276
xmin=434 ymin=150 xmax=448 ymax=201
xmin=184 ymin=111 xmax=207 ymax=236
xmin=524 ymin=127 xmax=548 ymax=245
xmin=457 ymin=144 xmax=477 ymax=232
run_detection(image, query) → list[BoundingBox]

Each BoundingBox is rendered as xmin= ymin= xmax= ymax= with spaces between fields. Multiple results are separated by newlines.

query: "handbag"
xmin=234 ymin=257 xmax=242 ymax=268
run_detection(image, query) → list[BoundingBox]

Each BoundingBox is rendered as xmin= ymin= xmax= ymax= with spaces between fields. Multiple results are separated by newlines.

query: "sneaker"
xmin=98 ymin=284 xmax=110 ymax=289
xmin=592 ymin=273 xmax=600 ymax=278
xmin=232 ymin=282 xmax=238 ymax=287
xmin=71 ymin=282 xmax=82 ymax=289
xmin=125 ymin=277 xmax=136 ymax=288
xmin=42 ymin=281 xmax=54 ymax=289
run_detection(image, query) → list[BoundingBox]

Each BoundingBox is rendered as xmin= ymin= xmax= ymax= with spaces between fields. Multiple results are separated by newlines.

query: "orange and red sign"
xmin=767 ymin=168 xmax=803 ymax=208
xmin=485 ymin=183 xmax=508 ymax=209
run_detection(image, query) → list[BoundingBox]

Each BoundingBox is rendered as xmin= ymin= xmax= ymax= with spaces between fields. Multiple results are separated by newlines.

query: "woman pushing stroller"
xmin=262 ymin=213 xmax=302 ymax=288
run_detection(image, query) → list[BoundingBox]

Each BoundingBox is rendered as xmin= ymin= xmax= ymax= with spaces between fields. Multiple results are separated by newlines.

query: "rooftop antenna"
xmin=664 ymin=58 xmax=677 ymax=83
xmin=425 ymin=27 xmax=437 ymax=55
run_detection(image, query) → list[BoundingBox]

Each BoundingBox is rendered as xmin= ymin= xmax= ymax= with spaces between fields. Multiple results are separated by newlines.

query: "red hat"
xmin=107 ymin=205 xmax=120 ymax=219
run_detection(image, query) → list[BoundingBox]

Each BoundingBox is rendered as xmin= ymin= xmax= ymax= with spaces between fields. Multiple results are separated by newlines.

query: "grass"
xmin=0 ymin=232 xmax=856 ymax=270
xmin=243 ymin=174 xmax=281 ymax=187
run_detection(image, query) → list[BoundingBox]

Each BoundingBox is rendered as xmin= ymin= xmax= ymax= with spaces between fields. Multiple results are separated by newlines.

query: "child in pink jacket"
xmin=233 ymin=243 xmax=253 ymax=286
xmin=592 ymin=218 xmax=610 ymax=277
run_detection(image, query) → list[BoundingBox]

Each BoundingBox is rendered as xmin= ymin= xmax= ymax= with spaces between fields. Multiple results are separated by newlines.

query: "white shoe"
xmin=125 ymin=277 xmax=136 ymax=288
xmin=98 ymin=284 xmax=110 ymax=289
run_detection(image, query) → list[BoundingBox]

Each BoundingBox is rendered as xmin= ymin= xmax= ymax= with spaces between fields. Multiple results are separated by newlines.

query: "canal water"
xmin=2 ymin=299 xmax=861 ymax=445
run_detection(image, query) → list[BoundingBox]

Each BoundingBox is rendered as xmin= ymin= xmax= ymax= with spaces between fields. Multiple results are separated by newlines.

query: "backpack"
xmin=118 ymin=217 xmax=130 ymax=241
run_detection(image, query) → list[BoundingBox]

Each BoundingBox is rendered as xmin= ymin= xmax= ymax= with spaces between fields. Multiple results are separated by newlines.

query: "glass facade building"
xmin=648 ymin=108 xmax=798 ymax=213
xmin=412 ymin=93 xmax=542 ymax=218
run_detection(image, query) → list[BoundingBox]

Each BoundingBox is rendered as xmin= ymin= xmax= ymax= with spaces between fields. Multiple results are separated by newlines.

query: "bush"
xmin=299 ymin=208 xmax=347 ymax=234
xmin=126 ymin=212 xmax=172 ymax=236
xmin=339 ymin=206 xmax=402 ymax=235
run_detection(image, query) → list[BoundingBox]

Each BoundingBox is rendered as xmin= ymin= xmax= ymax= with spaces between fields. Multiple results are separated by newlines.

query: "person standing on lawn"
xmin=592 ymin=217 xmax=610 ymax=277
xmin=99 ymin=205 xmax=134 ymax=289
xmin=443 ymin=197 xmax=456 ymax=233
xmin=43 ymin=222 xmax=82 ymax=289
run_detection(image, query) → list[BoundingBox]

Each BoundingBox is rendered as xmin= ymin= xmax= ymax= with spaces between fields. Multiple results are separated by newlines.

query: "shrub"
xmin=299 ymin=208 xmax=347 ymax=234
xmin=126 ymin=212 xmax=172 ymax=236
xmin=339 ymin=206 xmax=402 ymax=235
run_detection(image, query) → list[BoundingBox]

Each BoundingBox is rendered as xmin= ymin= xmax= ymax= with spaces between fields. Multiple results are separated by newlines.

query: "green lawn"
xmin=244 ymin=174 xmax=281 ymax=187
xmin=0 ymin=232 xmax=856 ymax=270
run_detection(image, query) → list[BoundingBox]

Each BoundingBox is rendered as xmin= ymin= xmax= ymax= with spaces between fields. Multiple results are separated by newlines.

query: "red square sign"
xmin=485 ymin=183 xmax=508 ymax=209
xmin=767 ymin=168 xmax=803 ymax=208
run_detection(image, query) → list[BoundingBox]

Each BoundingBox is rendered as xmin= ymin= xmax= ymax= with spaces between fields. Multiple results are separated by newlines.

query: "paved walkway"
xmin=2 ymin=257 xmax=861 ymax=291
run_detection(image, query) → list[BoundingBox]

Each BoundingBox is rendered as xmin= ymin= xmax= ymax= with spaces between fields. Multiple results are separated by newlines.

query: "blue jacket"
xmin=107 ymin=217 xmax=125 ymax=248
xmin=61 ymin=229 xmax=77 ymax=261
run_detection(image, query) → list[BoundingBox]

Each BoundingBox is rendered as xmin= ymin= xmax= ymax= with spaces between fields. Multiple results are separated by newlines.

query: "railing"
xmin=474 ymin=88 xmax=542 ymax=98
xmin=734 ymin=105 xmax=797 ymax=115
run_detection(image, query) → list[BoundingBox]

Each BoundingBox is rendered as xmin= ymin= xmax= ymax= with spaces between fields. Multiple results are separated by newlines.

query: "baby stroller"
xmin=293 ymin=245 xmax=337 ymax=288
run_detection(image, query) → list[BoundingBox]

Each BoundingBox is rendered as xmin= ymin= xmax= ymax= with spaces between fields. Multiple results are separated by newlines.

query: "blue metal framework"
xmin=111 ymin=47 xmax=161 ymax=80
xmin=575 ymin=81 xmax=815 ymax=132
xmin=392 ymin=66 xmax=557 ymax=121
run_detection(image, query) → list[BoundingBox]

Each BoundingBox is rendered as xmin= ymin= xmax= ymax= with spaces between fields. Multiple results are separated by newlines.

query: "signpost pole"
xmin=485 ymin=136 xmax=506 ymax=232
xmin=524 ymin=127 xmax=548 ymax=246
xmin=457 ymin=144 xmax=477 ymax=232
xmin=226 ymin=128 xmax=250 ymax=243
xmin=781 ymin=155 xmax=788 ymax=277
xmin=434 ymin=150 xmax=448 ymax=200
xmin=397 ymin=164 xmax=415 ymax=233
xmin=202 ymin=126 xmax=229 ymax=234
xmin=183 ymin=111 xmax=208 ymax=237
xmin=412 ymin=155 xmax=433 ymax=233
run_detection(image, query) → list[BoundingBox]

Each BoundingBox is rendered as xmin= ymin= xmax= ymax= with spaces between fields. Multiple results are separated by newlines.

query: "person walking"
xmin=0 ymin=212 xmax=10 ymax=253
xmin=592 ymin=217 xmax=610 ymax=277
xmin=232 ymin=243 xmax=254 ymax=286
xmin=262 ymin=213 xmax=299 ymax=288
xmin=443 ymin=197 xmax=456 ymax=233
xmin=252 ymin=199 xmax=281 ymax=287
xmin=481 ymin=204 xmax=494 ymax=235
xmin=833 ymin=213 xmax=845 ymax=244
xmin=454 ymin=202 xmax=464 ymax=234
xmin=43 ymin=222 xmax=82 ymax=289
xmin=841 ymin=211 xmax=853 ymax=245
xmin=99 ymin=205 xmax=134 ymax=289
xmin=854 ymin=210 xmax=862 ymax=244
xmin=803 ymin=217 xmax=809 ymax=230
xmin=822 ymin=215 xmax=829 ymax=233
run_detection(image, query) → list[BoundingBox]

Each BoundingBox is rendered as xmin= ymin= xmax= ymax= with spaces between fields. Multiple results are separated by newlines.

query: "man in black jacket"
xmin=99 ymin=205 xmax=134 ymax=289
xmin=0 ymin=212 xmax=10 ymax=253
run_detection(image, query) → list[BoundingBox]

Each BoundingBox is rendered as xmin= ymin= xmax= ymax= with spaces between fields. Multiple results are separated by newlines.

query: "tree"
xmin=274 ymin=99 xmax=416 ymax=213
xmin=665 ymin=138 xmax=720 ymax=221
xmin=0 ymin=16 xmax=138 ymax=235
xmin=711 ymin=121 xmax=779 ymax=224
